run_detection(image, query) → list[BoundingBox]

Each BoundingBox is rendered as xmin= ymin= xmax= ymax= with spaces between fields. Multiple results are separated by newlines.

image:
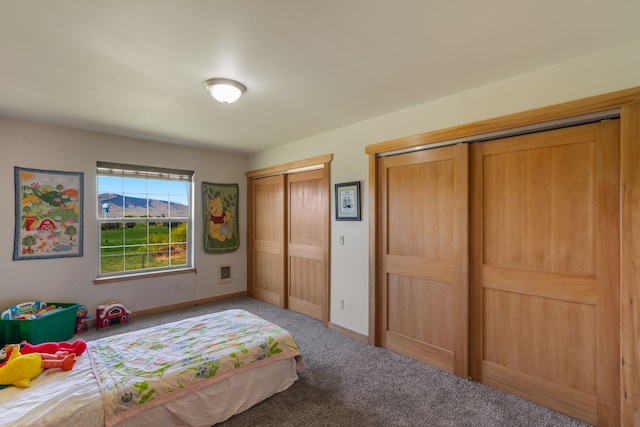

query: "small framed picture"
xmin=335 ymin=181 xmax=361 ymax=221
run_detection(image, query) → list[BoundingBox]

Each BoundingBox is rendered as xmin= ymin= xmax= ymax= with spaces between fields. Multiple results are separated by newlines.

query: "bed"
xmin=0 ymin=309 xmax=303 ymax=426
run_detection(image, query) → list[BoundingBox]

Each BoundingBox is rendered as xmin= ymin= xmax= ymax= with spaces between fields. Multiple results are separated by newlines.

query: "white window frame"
xmin=96 ymin=162 xmax=194 ymax=279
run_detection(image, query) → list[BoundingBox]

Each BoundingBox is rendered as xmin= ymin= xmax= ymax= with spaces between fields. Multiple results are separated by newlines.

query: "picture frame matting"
xmin=335 ymin=181 xmax=361 ymax=221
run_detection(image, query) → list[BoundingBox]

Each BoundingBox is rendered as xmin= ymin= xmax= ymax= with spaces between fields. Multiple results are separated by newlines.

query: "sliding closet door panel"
xmin=471 ymin=120 xmax=620 ymax=426
xmin=287 ymin=169 xmax=328 ymax=321
xmin=251 ymin=175 xmax=286 ymax=307
xmin=379 ymin=144 xmax=468 ymax=377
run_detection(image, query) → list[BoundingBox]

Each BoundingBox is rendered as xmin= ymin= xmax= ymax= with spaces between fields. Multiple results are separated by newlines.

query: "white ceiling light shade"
xmin=204 ymin=78 xmax=246 ymax=104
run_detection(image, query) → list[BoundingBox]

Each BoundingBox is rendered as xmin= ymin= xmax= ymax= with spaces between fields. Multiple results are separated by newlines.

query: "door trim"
xmin=377 ymin=108 xmax=619 ymax=158
xmin=246 ymin=154 xmax=333 ymax=178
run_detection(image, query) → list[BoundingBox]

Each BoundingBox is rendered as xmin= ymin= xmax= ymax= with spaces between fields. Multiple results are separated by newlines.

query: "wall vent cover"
xmin=219 ymin=264 xmax=232 ymax=284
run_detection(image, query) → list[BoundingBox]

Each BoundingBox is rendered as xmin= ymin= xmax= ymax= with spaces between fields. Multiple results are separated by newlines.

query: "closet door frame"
xmin=246 ymin=154 xmax=333 ymax=325
xmin=366 ymin=87 xmax=640 ymax=426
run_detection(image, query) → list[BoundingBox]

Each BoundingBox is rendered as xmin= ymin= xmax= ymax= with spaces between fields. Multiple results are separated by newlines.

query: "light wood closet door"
xmin=287 ymin=169 xmax=329 ymax=322
xmin=250 ymin=175 xmax=286 ymax=307
xmin=470 ymin=120 xmax=620 ymax=426
xmin=378 ymin=144 xmax=468 ymax=377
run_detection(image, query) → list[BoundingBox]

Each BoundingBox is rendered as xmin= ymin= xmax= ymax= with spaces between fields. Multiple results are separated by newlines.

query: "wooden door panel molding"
xmin=481 ymin=266 xmax=596 ymax=304
xmin=288 ymin=297 xmax=323 ymax=322
xmin=482 ymin=361 xmax=598 ymax=425
xmin=378 ymin=143 xmax=468 ymax=378
xmin=254 ymin=252 xmax=282 ymax=292
xmin=386 ymin=254 xmax=454 ymax=283
xmin=289 ymin=256 xmax=323 ymax=302
xmin=386 ymin=160 xmax=454 ymax=259
xmin=386 ymin=331 xmax=454 ymax=373
xmin=253 ymin=252 xmax=283 ymax=306
xmin=250 ymin=175 xmax=286 ymax=307
xmin=480 ymin=133 xmax=596 ymax=276
xmin=289 ymin=171 xmax=324 ymax=247
xmin=254 ymin=240 xmax=283 ymax=254
xmin=471 ymin=119 xmax=620 ymax=425
xmin=288 ymin=243 xmax=324 ymax=261
xmin=483 ymin=289 xmax=596 ymax=392
xmin=287 ymin=169 xmax=329 ymax=323
xmin=387 ymin=275 xmax=454 ymax=350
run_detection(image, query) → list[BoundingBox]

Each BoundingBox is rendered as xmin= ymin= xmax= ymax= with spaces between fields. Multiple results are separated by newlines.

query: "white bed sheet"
xmin=0 ymin=349 xmax=298 ymax=427
xmin=0 ymin=354 xmax=103 ymax=427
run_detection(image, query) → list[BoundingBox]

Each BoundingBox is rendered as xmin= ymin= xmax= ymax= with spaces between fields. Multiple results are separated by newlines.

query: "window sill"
xmin=94 ymin=267 xmax=197 ymax=285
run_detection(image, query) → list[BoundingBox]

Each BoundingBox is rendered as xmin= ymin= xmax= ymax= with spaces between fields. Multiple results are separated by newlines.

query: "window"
xmin=96 ymin=162 xmax=193 ymax=278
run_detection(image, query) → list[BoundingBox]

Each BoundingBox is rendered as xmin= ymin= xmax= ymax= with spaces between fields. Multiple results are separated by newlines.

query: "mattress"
xmin=0 ymin=309 xmax=302 ymax=426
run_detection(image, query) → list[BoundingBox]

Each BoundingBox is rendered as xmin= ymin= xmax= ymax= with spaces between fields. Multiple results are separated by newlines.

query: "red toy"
xmin=0 ymin=340 xmax=86 ymax=370
xmin=96 ymin=301 xmax=131 ymax=329
xmin=40 ymin=351 xmax=77 ymax=371
xmin=6 ymin=340 xmax=86 ymax=359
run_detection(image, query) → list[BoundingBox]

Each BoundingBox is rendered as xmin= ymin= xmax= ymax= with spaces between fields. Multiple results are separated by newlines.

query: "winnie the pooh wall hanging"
xmin=202 ymin=182 xmax=239 ymax=254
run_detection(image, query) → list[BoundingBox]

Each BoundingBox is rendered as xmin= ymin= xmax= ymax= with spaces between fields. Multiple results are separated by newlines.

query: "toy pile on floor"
xmin=0 ymin=339 xmax=86 ymax=389
xmin=1 ymin=302 xmax=63 ymax=320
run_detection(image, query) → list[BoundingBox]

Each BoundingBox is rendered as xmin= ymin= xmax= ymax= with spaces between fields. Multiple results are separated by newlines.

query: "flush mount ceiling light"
xmin=204 ymin=78 xmax=246 ymax=104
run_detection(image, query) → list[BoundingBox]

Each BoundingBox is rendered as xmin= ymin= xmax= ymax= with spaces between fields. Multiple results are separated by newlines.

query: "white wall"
xmin=0 ymin=119 xmax=247 ymax=318
xmin=248 ymin=38 xmax=640 ymax=336
xmin=3 ymin=38 xmax=640 ymax=337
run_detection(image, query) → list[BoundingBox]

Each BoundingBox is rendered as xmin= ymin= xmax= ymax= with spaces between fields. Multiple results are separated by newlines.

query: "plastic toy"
xmin=39 ymin=351 xmax=76 ymax=371
xmin=0 ymin=348 xmax=77 ymax=388
xmin=0 ymin=348 xmax=42 ymax=387
xmin=6 ymin=340 xmax=87 ymax=359
xmin=1 ymin=301 xmax=47 ymax=320
xmin=97 ymin=301 xmax=131 ymax=329
xmin=0 ymin=301 xmax=65 ymax=321
xmin=75 ymin=305 xmax=90 ymax=333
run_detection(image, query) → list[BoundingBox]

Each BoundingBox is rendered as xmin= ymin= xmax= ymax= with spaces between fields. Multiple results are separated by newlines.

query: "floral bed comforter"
xmin=87 ymin=309 xmax=302 ymax=427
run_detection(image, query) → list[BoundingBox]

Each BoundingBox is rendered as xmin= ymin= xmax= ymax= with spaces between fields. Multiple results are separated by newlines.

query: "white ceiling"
xmin=1 ymin=1 xmax=640 ymax=155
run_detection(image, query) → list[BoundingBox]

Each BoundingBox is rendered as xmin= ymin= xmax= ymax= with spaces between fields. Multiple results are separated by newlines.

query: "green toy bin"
xmin=0 ymin=302 xmax=80 ymax=346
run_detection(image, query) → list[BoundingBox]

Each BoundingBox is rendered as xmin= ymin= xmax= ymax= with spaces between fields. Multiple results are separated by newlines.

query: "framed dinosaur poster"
xmin=14 ymin=167 xmax=83 ymax=260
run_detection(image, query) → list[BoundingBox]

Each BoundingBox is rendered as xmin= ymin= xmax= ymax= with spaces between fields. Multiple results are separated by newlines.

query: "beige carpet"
xmin=80 ymin=296 xmax=592 ymax=427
